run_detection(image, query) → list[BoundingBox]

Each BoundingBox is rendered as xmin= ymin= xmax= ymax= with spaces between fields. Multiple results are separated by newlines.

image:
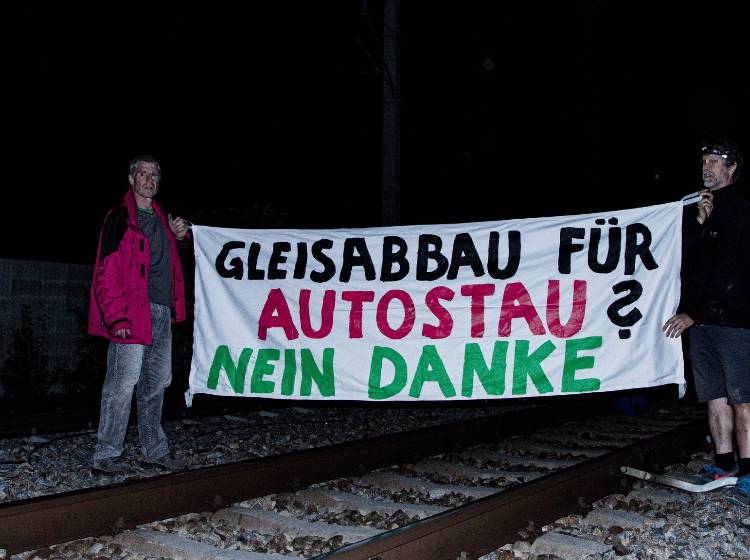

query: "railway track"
xmin=1 ymin=398 xmax=707 ymax=559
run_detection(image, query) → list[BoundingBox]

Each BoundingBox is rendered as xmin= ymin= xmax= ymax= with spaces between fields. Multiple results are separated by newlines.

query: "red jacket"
xmin=88 ymin=190 xmax=187 ymax=344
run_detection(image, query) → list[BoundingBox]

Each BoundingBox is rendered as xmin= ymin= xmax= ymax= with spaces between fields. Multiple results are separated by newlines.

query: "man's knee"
xmin=708 ymin=397 xmax=731 ymax=412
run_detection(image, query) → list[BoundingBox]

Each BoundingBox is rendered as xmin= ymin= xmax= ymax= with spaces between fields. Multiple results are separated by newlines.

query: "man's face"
xmin=129 ymin=162 xmax=161 ymax=200
xmin=702 ymin=154 xmax=735 ymax=189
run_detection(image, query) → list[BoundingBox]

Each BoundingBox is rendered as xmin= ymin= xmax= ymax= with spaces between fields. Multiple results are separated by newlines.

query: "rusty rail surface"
xmin=1 ymin=399 xmax=606 ymax=554
xmin=320 ymin=419 xmax=706 ymax=560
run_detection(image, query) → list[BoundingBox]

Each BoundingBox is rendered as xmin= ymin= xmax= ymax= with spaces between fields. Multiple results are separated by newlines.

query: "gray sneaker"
xmin=141 ymin=454 xmax=185 ymax=471
xmin=92 ymin=457 xmax=132 ymax=475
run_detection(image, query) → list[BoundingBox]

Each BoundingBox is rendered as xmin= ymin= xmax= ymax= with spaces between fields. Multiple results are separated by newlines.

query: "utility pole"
xmin=381 ymin=0 xmax=400 ymax=226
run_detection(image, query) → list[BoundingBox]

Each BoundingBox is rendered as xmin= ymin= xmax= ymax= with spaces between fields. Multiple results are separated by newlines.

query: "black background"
xmin=5 ymin=2 xmax=748 ymax=264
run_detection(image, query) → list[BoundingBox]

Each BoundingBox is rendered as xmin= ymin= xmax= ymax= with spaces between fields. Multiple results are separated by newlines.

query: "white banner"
xmin=187 ymin=202 xmax=685 ymax=404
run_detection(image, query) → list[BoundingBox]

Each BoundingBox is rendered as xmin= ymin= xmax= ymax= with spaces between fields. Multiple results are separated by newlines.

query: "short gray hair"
xmin=128 ymin=155 xmax=162 ymax=177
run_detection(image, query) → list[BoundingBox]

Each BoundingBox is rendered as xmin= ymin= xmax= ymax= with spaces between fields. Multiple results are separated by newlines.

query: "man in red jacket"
xmin=88 ymin=155 xmax=190 ymax=474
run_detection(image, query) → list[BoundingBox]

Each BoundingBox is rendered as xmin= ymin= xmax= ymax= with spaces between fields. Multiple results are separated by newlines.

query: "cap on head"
xmin=700 ymin=139 xmax=744 ymax=178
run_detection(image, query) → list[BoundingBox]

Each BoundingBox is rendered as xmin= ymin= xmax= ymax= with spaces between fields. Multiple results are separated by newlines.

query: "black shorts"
xmin=688 ymin=325 xmax=750 ymax=404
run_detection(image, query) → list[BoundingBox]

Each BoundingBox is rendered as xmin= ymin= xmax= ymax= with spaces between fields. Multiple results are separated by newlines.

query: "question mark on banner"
xmin=606 ymin=279 xmax=643 ymax=339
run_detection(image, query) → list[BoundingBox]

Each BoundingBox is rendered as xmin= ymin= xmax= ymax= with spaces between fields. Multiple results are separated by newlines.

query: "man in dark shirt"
xmin=663 ymin=139 xmax=750 ymax=507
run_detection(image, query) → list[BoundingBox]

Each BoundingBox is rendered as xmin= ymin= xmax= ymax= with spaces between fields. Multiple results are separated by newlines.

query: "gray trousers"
xmin=93 ymin=303 xmax=172 ymax=461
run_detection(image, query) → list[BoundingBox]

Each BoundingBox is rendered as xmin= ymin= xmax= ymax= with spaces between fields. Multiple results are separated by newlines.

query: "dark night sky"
xmin=5 ymin=2 xmax=748 ymax=264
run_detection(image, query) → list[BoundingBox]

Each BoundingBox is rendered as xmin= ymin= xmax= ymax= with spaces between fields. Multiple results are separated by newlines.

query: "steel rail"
xmin=0 ymin=399 xmax=604 ymax=554
xmin=319 ymin=419 xmax=706 ymax=560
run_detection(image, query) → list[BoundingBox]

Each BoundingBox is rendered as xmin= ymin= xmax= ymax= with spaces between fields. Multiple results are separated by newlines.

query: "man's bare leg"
xmin=708 ymin=398 xmax=735 ymax=454
xmin=734 ymin=402 xmax=750 ymax=459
